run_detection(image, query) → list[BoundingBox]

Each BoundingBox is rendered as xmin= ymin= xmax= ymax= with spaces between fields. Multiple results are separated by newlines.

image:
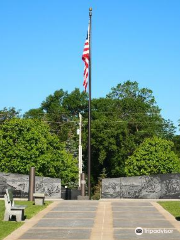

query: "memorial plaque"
xmin=160 ymin=173 xmax=180 ymax=199
xmin=120 ymin=176 xmax=142 ymax=198
xmin=102 ymin=173 xmax=180 ymax=199
xmin=0 ymin=172 xmax=61 ymax=199
xmin=102 ymin=178 xmax=120 ymax=198
xmin=139 ymin=175 xmax=161 ymax=199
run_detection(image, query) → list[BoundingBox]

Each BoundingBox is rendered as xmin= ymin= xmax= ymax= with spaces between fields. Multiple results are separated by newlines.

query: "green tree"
xmin=125 ymin=137 xmax=180 ymax=176
xmin=173 ymin=135 xmax=180 ymax=158
xmin=170 ymin=120 xmax=180 ymax=158
xmin=63 ymin=88 xmax=88 ymax=116
xmin=0 ymin=107 xmax=20 ymax=123
xmin=23 ymin=108 xmax=44 ymax=119
xmin=83 ymin=81 xmax=176 ymax=184
xmin=23 ymin=81 xmax=177 ymax=188
xmin=107 ymin=81 xmax=175 ymax=140
xmin=24 ymin=88 xmax=88 ymax=150
xmin=0 ymin=118 xmax=78 ymax=187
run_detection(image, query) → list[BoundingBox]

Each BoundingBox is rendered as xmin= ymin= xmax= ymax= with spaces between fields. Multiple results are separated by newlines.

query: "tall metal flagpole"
xmin=88 ymin=8 xmax=92 ymax=199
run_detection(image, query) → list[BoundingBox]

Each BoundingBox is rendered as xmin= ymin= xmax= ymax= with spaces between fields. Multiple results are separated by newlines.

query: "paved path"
xmin=4 ymin=200 xmax=180 ymax=240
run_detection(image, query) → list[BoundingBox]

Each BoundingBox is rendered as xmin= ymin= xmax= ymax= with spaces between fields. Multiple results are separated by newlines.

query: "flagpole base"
xmin=77 ymin=196 xmax=90 ymax=200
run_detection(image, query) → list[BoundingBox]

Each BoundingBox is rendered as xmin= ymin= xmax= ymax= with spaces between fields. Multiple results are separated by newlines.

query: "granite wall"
xmin=0 ymin=172 xmax=61 ymax=198
xmin=102 ymin=173 xmax=180 ymax=199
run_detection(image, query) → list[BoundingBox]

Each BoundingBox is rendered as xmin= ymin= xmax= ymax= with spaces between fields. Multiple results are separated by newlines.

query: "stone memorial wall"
xmin=0 ymin=172 xmax=61 ymax=198
xmin=102 ymin=173 xmax=180 ymax=199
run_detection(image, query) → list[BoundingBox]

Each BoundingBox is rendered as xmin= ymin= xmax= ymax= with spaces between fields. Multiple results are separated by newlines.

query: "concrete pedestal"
xmin=33 ymin=193 xmax=45 ymax=205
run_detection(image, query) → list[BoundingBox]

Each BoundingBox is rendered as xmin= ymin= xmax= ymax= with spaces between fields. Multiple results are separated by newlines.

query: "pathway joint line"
xmin=101 ymin=204 xmax=106 ymax=240
xmin=90 ymin=201 xmax=114 ymax=240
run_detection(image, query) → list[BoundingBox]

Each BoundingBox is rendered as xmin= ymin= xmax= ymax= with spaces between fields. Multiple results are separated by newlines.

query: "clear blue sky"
xmin=0 ymin=0 xmax=180 ymax=134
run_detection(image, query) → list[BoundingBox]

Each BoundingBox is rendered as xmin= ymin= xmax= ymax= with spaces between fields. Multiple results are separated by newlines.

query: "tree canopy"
xmin=125 ymin=137 xmax=180 ymax=176
xmin=0 ymin=107 xmax=20 ymax=123
xmin=1 ymin=80 xmax=178 ymax=189
xmin=0 ymin=118 xmax=78 ymax=187
xmin=82 ymin=81 xmax=176 ymax=182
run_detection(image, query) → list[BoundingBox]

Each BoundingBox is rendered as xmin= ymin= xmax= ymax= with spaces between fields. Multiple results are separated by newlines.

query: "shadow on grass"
xmin=9 ymin=215 xmax=27 ymax=221
xmin=175 ymin=217 xmax=180 ymax=221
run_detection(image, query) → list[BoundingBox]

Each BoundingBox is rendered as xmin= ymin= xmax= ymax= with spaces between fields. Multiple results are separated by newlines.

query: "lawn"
xmin=0 ymin=199 xmax=52 ymax=240
xmin=158 ymin=201 xmax=180 ymax=221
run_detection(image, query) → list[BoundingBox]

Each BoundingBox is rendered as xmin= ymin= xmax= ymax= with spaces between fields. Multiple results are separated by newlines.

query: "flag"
xmin=82 ymin=25 xmax=90 ymax=92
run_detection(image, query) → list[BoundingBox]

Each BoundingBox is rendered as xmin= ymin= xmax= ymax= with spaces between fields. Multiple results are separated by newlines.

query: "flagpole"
xmin=88 ymin=7 xmax=92 ymax=199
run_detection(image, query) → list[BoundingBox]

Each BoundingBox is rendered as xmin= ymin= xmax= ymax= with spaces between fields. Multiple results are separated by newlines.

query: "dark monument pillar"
xmin=29 ymin=167 xmax=35 ymax=201
xmin=81 ymin=173 xmax=86 ymax=196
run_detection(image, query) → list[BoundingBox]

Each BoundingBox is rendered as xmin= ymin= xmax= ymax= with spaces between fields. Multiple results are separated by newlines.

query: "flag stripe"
xmin=82 ymin=25 xmax=90 ymax=92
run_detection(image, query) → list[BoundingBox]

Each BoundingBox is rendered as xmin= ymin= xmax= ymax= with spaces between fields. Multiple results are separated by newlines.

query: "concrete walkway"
xmin=3 ymin=199 xmax=180 ymax=240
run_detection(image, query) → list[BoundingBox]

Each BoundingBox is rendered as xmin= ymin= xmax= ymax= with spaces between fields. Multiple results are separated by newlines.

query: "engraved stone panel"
xmin=138 ymin=175 xmax=161 ymax=199
xmin=35 ymin=176 xmax=61 ymax=198
xmin=101 ymin=178 xmax=120 ymax=198
xmin=0 ymin=172 xmax=61 ymax=198
xmin=102 ymin=173 xmax=180 ymax=199
xmin=160 ymin=173 xmax=180 ymax=199
xmin=120 ymin=176 xmax=143 ymax=198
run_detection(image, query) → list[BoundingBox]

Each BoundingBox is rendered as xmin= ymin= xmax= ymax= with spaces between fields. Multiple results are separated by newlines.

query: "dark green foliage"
xmin=22 ymin=81 xmax=178 ymax=188
xmin=23 ymin=108 xmax=44 ymax=119
xmin=83 ymin=81 xmax=176 ymax=183
xmin=91 ymin=168 xmax=107 ymax=200
xmin=24 ymin=88 xmax=88 ymax=152
xmin=125 ymin=137 xmax=180 ymax=176
xmin=173 ymin=135 xmax=180 ymax=158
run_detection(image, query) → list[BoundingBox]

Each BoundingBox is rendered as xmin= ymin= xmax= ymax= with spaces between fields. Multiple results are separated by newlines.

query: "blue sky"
xmin=0 ymin=0 xmax=180 ymax=134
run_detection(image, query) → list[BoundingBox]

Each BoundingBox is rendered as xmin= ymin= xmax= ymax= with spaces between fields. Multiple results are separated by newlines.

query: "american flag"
xmin=82 ymin=25 xmax=90 ymax=92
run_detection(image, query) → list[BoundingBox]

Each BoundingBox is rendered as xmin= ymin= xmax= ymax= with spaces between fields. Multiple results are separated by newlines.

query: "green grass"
xmin=158 ymin=201 xmax=180 ymax=220
xmin=0 ymin=199 xmax=52 ymax=240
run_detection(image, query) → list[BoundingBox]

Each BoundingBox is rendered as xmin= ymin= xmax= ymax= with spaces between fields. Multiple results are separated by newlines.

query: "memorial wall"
xmin=0 ymin=172 xmax=61 ymax=198
xmin=102 ymin=173 xmax=180 ymax=199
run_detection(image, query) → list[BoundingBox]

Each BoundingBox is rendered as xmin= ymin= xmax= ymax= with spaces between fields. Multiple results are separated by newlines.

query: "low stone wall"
xmin=0 ymin=172 xmax=61 ymax=198
xmin=102 ymin=173 xmax=180 ymax=199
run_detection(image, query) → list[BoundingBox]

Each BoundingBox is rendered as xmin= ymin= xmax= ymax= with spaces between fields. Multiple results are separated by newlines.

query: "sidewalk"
xmin=3 ymin=199 xmax=180 ymax=240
